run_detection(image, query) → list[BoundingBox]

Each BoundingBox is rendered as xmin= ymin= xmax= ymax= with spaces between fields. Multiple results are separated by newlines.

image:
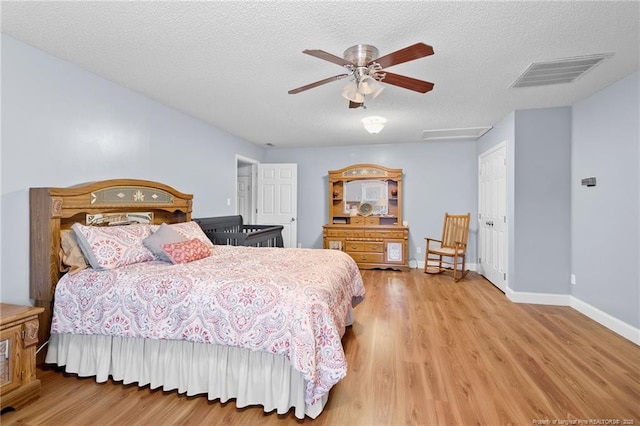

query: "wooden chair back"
xmin=440 ymin=213 xmax=471 ymax=250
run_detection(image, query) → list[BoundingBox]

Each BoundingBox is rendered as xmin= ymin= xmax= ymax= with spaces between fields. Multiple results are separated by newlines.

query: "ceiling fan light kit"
xmin=341 ymin=64 xmax=385 ymax=104
xmin=289 ymin=42 xmax=434 ymax=108
xmin=342 ymin=80 xmax=365 ymax=103
xmin=358 ymin=75 xmax=384 ymax=97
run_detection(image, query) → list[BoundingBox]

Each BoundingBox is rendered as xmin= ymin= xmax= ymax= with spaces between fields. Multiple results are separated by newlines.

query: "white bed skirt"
xmin=45 ymin=333 xmax=327 ymax=419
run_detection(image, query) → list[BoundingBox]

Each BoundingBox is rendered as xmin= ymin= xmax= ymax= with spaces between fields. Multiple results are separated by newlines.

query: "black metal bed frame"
xmin=194 ymin=215 xmax=284 ymax=248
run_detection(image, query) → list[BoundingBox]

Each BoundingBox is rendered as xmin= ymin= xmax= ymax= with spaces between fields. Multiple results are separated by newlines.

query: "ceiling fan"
xmin=288 ymin=42 xmax=434 ymax=108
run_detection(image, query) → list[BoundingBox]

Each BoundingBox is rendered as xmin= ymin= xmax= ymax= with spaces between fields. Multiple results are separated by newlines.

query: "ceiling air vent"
xmin=422 ymin=127 xmax=492 ymax=141
xmin=511 ymin=53 xmax=614 ymax=88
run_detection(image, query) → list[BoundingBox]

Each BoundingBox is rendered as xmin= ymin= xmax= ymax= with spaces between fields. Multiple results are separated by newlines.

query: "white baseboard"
xmin=505 ymin=287 xmax=571 ymax=305
xmin=569 ymin=297 xmax=640 ymax=345
xmin=506 ymin=288 xmax=639 ymax=346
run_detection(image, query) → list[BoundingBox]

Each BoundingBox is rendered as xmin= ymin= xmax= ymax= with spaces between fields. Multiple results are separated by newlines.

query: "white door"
xmin=237 ymin=176 xmax=251 ymax=222
xmin=257 ymin=163 xmax=297 ymax=248
xmin=478 ymin=142 xmax=507 ymax=291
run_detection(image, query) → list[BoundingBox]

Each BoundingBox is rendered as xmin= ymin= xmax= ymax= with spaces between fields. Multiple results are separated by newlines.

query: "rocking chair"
xmin=424 ymin=213 xmax=471 ymax=281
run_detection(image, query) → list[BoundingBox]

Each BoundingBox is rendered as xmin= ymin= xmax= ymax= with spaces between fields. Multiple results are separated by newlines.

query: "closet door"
xmin=478 ymin=142 xmax=507 ymax=292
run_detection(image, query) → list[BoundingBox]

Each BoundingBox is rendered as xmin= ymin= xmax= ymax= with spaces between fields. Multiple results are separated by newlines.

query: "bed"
xmin=29 ymin=179 xmax=365 ymax=419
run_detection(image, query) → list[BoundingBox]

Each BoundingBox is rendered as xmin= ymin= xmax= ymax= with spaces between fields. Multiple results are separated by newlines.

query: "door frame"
xmin=235 ymin=154 xmax=258 ymax=223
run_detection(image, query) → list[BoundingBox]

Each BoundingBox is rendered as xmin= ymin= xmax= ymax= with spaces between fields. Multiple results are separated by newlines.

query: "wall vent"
xmin=421 ymin=126 xmax=492 ymax=141
xmin=511 ymin=53 xmax=614 ymax=88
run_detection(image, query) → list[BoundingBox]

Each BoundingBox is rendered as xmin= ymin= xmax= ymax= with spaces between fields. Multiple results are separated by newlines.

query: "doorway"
xmin=235 ymin=157 xmax=298 ymax=248
xmin=236 ymin=155 xmax=258 ymax=224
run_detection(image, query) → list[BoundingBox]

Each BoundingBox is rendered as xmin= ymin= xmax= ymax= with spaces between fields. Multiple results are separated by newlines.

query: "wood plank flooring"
xmin=2 ymin=270 xmax=638 ymax=425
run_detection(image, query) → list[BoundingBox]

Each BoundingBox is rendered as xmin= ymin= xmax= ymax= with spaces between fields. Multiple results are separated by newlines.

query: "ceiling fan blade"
xmin=371 ymin=43 xmax=434 ymax=69
xmin=303 ymin=49 xmax=353 ymax=67
xmin=288 ymin=74 xmax=350 ymax=94
xmin=381 ymin=72 xmax=434 ymax=93
xmin=348 ymin=101 xmax=364 ymax=109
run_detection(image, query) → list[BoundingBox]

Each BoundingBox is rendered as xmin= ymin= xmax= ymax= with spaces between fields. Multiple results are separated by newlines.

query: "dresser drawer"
xmin=364 ymin=230 xmax=405 ymax=239
xmin=326 ymin=229 xmax=364 ymax=238
xmin=350 ymin=216 xmax=380 ymax=226
xmin=345 ymin=241 xmax=383 ymax=253
xmin=348 ymin=252 xmax=384 ymax=264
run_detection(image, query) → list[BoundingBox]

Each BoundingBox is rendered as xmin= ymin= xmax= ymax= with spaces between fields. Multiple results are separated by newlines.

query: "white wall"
xmin=571 ymin=71 xmax=639 ymax=328
xmin=513 ymin=107 xmax=572 ymax=294
xmin=0 ymin=35 xmax=265 ymax=305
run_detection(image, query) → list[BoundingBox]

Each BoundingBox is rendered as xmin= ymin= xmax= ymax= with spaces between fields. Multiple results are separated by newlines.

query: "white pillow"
xmin=168 ymin=221 xmax=215 ymax=250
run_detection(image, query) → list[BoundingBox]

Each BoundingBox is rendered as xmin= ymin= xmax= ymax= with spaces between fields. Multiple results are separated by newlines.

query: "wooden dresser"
xmin=323 ymin=164 xmax=409 ymax=272
xmin=0 ymin=303 xmax=44 ymax=411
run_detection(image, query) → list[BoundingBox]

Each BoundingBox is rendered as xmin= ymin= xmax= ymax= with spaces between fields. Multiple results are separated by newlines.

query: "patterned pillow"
xmin=161 ymin=238 xmax=212 ymax=264
xmin=72 ymin=223 xmax=156 ymax=270
xmin=168 ymin=221 xmax=215 ymax=250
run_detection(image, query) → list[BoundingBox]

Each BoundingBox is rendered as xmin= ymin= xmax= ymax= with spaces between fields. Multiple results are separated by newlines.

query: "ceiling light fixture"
xmin=362 ymin=116 xmax=387 ymax=134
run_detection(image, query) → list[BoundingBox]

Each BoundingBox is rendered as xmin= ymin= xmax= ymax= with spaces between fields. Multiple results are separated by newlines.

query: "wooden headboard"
xmin=29 ymin=179 xmax=193 ymax=363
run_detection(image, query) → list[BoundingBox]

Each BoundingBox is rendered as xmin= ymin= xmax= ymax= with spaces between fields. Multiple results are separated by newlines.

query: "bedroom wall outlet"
xmin=571 ymin=274 xmax=576 ymax=285
xmin=226 ymin=198 xmax=231 ymax=206
xmin=416 ymin=247 xmax=422 ymax=254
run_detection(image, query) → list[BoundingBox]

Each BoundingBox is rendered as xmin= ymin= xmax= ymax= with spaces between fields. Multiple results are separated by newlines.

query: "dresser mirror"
xmin=343 ymin=180 xmax=389 ymax=215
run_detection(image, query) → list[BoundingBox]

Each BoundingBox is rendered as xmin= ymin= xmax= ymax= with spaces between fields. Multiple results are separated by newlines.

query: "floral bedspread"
xmin=51 ymin=245 xmax=365 ymax=405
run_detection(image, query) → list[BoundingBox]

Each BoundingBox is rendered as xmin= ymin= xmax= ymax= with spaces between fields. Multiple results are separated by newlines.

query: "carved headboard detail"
xmin=29 ymin=179 xmax=193 ymax=363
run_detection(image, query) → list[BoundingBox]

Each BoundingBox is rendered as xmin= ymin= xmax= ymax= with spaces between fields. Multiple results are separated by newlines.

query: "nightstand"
xmin=0 ymin=303 xmax=44 ymax=411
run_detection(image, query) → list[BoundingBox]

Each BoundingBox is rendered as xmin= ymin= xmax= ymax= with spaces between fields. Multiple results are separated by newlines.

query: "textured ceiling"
xmin=2 ymin=1 xmax=638 ymax=148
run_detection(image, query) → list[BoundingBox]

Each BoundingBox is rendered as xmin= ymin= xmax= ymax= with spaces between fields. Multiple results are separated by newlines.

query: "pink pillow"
xmin=161 ymin=239 xmax=212 ymax=264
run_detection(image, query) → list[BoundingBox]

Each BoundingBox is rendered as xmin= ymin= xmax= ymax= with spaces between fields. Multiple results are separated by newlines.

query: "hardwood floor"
xmin=2 ymin=270 xmax=638 ymax=425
